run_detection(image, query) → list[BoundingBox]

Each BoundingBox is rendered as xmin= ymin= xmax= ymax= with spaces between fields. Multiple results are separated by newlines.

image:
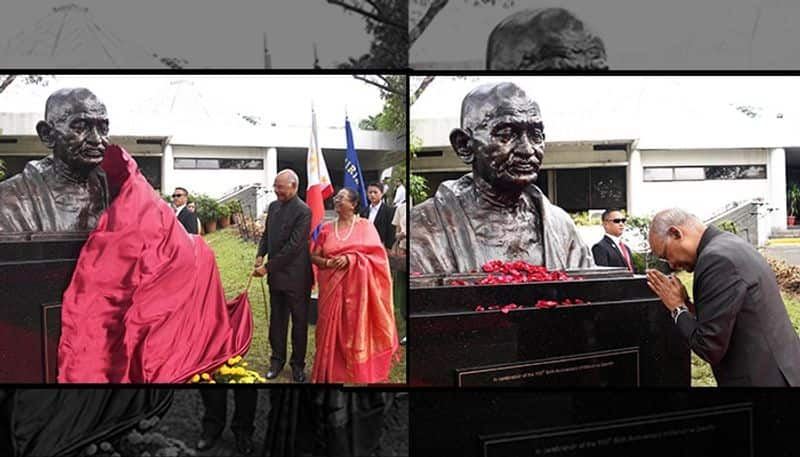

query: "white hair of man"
xmin=650 ymin=208 xmax=704 ymax=240
xmin=276 ymin=169 xmax=299 ymax=186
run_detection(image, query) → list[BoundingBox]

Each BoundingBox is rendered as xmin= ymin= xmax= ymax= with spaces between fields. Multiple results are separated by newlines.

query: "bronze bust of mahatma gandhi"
xmin=0 ymin=88 xmax=110 ymax=232
xmin=486 ymin=8 xmax=608 ymax=71
xmin=410 ymin=82 xmax=594 ymax=275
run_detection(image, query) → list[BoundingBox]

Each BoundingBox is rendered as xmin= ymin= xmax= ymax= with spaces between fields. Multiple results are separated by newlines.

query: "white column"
xmin=258 ymin=147 xmax=278 ymax=216
xmin=161 ymin=143 xmax=174 ymax=195
xmin=627 ymin=148 xmax=643 ymax=216
xmin=265 ymin=147 xmax=277 ymax=187
xmin=768 ymin=147 xmax=787 ymax=231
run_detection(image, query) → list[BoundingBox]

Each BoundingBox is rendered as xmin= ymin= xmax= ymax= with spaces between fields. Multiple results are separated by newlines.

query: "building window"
xmin=553 ymin=167 xmax=627 ymax=212
xmin=643 ymin=165 xmax=767 ymax=181
xmin=673 ymin=167 xmax=704 ymax=181
xmin=174 ymin=159 xmax=196 ymax=169
xmin=705 ymin=165 xmax=767 ymax=180
xmin=173 ymin=158 xmax=264 ymax=170
xmin=643 ymin=167 xmax=673 ymax=181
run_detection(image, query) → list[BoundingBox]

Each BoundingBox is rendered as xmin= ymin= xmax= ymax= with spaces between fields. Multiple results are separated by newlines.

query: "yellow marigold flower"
xmin=219 ymin=366 xmax=230 ymax=375
xmin=227 ymin=358 xmax=237 ymax=366
xmin=229 ymin=379 xmax=237 ymax=384
xmin=201 ymin=373 xmax=211 ymax=381
xmin=191 ymin=374 xmax=200 ymax=383
xmin=209 ymin=380 xmax=216 ymax=384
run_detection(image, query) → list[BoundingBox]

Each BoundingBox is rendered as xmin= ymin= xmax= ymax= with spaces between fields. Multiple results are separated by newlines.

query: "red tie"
xmin=619 ymin=241 xmax=633 ymax=272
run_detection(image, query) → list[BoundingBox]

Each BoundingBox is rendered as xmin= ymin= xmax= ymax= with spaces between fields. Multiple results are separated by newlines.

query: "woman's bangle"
xmin=325 ymin=258 xmax=330 ymax=268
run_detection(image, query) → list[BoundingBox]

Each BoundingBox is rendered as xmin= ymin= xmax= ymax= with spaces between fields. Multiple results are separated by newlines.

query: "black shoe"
xmin=235 ymin=434 xmax=254 ymax=455
xmin=196 ymin=432 xmax=220 ymax=451
xmin=292 ymin=367 xmax=306 ymax=383
xmin=266 ymin=364 xmax=284 ymax=380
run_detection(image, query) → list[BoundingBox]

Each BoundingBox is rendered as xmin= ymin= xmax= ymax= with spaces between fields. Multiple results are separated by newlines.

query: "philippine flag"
xmin=306 ymin=107 xmax=334 ymax=240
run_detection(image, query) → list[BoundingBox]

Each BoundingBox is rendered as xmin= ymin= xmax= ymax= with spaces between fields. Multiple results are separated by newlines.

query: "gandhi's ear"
xmin=450 ymin=128 xmax=474 ymax=164
xmin=36 ymin=121 xmax=56 ymax=148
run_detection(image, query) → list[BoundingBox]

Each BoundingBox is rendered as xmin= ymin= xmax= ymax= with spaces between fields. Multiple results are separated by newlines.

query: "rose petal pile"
xmin=474 ymin=298 xmax=588 ymax=312
xmin=448 ymin=260 xmax=578 ymax=286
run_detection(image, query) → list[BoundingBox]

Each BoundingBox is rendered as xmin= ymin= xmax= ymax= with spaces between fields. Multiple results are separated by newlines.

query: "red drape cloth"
xmin=57 ymin=145 xmax=253 ymax=383
xmin=311 ymin=218 xmax=399 ymax=383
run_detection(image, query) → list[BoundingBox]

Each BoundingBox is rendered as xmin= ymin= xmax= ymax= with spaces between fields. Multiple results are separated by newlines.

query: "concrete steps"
xmin=770 ymin=228 xmax=800 ymax=239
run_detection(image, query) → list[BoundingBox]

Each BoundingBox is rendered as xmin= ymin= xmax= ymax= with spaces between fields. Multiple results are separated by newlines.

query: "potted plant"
xmin=227 ymin=199 xmax=244 ymax=225
xmin=195 ymin=194 xmax=221 ymax=234
xmin=788 ymin=184 xmax=800 ymax=226
xmin=218 ymin=203 xmax=232 ymax=228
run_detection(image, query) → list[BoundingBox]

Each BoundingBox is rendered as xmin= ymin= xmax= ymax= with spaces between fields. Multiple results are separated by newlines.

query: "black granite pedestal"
xmin=409 ymin=269 xmax=690 ymax=387
xmin=0 ymin=233 xmax=88 ymax=382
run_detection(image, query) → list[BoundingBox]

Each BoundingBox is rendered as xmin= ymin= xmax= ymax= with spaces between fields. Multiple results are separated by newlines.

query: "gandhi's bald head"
xmin=487 ymin=8 xmax=608 ymax=71
xmin=460 ymin=82 xmax=541 ymax=134
xmin=451 ymin=82 xmax=545 ymax=192
xmin=44 ymin=88 xmax=106 ymax=124
xmin=36 ymin=87 xmax=109 ymax=175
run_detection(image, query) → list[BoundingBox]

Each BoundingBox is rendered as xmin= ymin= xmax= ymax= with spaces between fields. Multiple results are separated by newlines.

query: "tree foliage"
xmin=328 ymin=1 xmax=407 ymax=68
xmin=0 ymin=74 xmax=50 ymax=95
xmin=0 ymin=75 xmax=52 ymax=180
xmin=353 ymin=75 xmax=406 ymax=140
xmin=410 ymin=0 xmax=515 ymax=46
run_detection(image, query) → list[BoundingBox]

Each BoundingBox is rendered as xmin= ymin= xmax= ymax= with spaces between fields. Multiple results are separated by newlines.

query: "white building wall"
xmin=627 ymin=148 xmax=643 ymax=216
xmin=631 ymin=148 xmax=770 ymax=219
xmin=767 ymin=148 xmax=788 ymax=231
xmin=169 ymin=145 xmax=269 ymax=199
xmin=161 ymin=143 xmax=174 ymax=194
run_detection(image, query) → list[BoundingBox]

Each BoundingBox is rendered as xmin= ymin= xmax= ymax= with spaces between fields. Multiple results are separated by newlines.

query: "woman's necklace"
xmin=334 ymin=215 xmax=357 ymax=242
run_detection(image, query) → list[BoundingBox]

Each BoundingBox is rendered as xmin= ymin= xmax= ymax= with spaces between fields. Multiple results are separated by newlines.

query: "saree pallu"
xmin=1 ymin=389 xmax=173 ymax=457
xmin=311 ymin=219 xmax=398 ymax=383
xmin=57 ymin=145 xmax=252 ymax=383
xmin=264 ymin=389 xmax=394 ymax=457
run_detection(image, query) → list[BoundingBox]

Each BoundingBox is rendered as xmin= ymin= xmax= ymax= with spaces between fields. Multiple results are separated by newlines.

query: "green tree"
xmin=353 ymin=75 xmax=406 ymax=142
xmin=0 ymin=75 xmax=52 ymax=180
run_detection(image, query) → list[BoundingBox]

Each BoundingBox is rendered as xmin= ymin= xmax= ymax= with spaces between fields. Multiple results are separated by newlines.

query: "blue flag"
xmin=344 ymin=117 xmax=369 ymax=210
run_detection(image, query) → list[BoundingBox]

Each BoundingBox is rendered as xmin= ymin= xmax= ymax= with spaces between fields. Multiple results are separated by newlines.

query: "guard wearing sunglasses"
xmin=172 ymin=187 xmax=198 ymax=234
xmin=592 ymin=209 xmax=634 ymax=272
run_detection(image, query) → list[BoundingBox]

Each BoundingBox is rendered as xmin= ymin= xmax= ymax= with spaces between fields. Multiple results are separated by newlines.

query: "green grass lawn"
xmin=676 ymin=270 xmax=800 ymax=387
xmin=204 ymin=227 xmax=406 ymax=384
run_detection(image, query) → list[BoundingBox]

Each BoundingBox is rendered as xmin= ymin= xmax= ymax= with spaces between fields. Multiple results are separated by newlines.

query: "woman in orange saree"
xmin=310 ymin=188 xmax=399 ymax=383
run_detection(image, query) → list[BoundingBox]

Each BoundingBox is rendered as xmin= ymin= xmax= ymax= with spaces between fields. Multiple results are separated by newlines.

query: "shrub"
xmin=570 ymin=211 xmax=591 ymax=226
xmin=194 ymin=194 xmax=222 ymax=223
xmin=226 ymin=199 xmax=244 ymax=214
xmin=717 ymin=219 xmax=738 ymax=234
xmin=218 ymin=202 xmax=232 ymax=219
xmin=631 ymin=251 xmax=671 ymax=275
xmin=410 ymin=174 xmax=429 ymax=204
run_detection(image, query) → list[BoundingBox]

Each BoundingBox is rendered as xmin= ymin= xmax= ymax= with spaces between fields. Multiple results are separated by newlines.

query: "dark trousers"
xmin=269 ymin=288 xmax=309 ymax=369
xmin=200 ymin=389 xmax=257 ymax=438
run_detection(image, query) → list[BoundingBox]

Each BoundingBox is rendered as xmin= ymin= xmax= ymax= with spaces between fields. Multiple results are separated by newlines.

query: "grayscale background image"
xmin=410 ymin=0 xmax=800 ymax=70
xmin=0 ymin=389 xmax=408 ymax=457
xmin=0 ymin=0 xmax=406 ymax=69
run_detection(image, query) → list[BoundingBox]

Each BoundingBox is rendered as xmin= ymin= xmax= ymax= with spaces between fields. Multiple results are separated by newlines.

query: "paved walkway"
xmin=762 ymin=243 xmax=800 ymax=266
